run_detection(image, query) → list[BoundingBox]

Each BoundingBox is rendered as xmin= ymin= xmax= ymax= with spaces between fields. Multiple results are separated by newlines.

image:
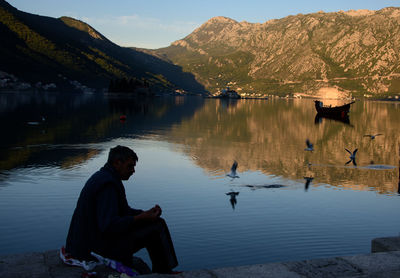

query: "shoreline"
xmin=1 ymin=236 xmax=400 ymax=277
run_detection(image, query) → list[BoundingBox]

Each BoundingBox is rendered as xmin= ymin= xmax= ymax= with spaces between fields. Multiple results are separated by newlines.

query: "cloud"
xmin=81 ymin=14 xmax=200 ymax=48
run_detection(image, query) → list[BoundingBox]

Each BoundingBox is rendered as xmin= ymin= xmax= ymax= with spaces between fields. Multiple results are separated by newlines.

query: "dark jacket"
xmin=65 ymin=163 xmax=143 ymax=261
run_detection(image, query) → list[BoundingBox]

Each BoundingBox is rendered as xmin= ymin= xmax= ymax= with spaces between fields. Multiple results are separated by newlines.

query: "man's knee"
xmin=156 ymin=217 xmax=167 ymax=227
xmin=150 ymin=217 xmax=167 ymax=234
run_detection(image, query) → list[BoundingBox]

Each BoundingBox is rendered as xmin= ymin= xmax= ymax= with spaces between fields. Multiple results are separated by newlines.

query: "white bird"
xmin=227 ymin=161 xmax=239 ymax=178
xmin=226 ymin=191 xmax=239 ymax=197
xmin=364 ymin=134 xmax=382 ymax=140
xmin=345 ymin=148 xmax=358 ymax=166
xmin=304 ymin=139 xmax=314 ymax=151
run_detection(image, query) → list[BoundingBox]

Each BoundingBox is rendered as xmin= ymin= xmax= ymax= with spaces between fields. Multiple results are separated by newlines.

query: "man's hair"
xmin=107 ymin=145 xmax=138 ymax=164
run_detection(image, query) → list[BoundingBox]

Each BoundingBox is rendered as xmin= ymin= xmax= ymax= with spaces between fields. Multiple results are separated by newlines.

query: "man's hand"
xmin=134 ymin=205 xmax=162 ymax=221
xmin=152 ymin=204 xmax=162 ymax=217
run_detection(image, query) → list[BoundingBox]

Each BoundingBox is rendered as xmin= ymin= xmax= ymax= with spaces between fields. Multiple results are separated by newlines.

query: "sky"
xmin=8 ymin=0 xmax=399 ymax=49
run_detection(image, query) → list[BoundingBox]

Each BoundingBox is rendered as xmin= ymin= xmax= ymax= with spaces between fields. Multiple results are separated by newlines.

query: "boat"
xmin=214 ymin=87 xmax=241 ymax=99
xmin=314 ymin=100 xmax=355 ymax=118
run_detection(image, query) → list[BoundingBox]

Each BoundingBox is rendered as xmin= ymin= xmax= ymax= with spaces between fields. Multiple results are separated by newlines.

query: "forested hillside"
xmin=0 ymin=0 xmax=206 ymax=94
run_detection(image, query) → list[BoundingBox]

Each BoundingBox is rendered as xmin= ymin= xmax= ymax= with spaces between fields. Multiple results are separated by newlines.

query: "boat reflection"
xmin=314 ymin=114 xmax=352 ymax=126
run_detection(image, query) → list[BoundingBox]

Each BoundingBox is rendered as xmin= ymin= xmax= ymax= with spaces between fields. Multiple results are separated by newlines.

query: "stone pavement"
xmin=1 ymin=236 xmax=400 ymax=278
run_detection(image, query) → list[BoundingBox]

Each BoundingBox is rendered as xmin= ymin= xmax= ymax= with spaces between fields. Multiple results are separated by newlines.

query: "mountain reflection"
xmin=0 ymin=93 xmax=399 ymax=195
xmin=165 ymin=99 xmax=399 ymax=194
xmin=0 ymin=92 xmax=204 ymax=171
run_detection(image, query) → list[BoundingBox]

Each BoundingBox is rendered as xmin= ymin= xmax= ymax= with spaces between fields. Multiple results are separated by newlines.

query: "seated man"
xmin=65 ymin=145 xmax=178 ymax=274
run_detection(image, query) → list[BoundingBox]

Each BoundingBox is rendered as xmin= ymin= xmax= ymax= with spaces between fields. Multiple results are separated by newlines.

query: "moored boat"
xmin=214 ymin=87 xmax=241 ymax=99
xmin=314 ymin=100 xmax=355 ymax=117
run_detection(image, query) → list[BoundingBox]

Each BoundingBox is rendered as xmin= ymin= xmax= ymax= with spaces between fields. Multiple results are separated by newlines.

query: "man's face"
xmin=114 ymin=158 xmax=136 ymax=180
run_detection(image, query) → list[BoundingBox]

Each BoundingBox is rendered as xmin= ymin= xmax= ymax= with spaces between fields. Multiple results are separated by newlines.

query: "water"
xmin=0 ymin=91 xmax=399 ymax=270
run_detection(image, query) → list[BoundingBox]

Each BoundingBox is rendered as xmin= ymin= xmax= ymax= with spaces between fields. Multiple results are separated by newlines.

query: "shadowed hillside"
xmin=0 ymin=0 xmax=206 ymax=94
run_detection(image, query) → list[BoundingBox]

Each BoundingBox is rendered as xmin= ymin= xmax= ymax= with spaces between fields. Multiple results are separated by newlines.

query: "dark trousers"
xmin=102 ymin=218 xmax=178 ymax=273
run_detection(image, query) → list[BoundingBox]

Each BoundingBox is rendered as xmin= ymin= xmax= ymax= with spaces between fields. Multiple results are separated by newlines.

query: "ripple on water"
xmin=361 ymin=164 xmax=397 ymax=170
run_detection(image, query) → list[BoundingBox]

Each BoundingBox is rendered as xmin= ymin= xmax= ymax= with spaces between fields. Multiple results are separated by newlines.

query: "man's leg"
xmin=139 ymin=218 xmax=178 ymax=273
xmin=110 ymin=218 xmax=178 ymax=273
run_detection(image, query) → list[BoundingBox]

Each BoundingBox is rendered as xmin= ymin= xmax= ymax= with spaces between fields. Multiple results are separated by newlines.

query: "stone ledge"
xmin=372 ymin=236 xmax=400 ymax=253
xmin=2 ymin=236 xmax=400 ymax=278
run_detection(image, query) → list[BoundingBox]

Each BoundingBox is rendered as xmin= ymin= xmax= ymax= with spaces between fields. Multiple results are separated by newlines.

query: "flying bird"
xmin=304 ymin=139 xmax=314 ymax=151
xmin=364 ymin=134 xmax=382 ymax=140
xmin=227 ymin=161 xmax=239 ymax=178
xmin=345 ymin=148 xmax=358 ymax=166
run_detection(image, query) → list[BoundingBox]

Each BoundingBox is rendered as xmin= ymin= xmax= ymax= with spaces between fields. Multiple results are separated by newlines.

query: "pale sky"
xmin=8 ymin=0 xmax=399 ymax=49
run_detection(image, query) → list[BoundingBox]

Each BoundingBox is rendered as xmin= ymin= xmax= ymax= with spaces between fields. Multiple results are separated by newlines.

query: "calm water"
xmin=0 ymin=91 xmax=399 ymax=270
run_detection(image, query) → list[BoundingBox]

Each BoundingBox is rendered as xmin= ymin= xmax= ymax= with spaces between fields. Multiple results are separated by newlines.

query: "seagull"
xmin=304 ymin=176 xmax=314 ymax=191
xmin=345 ymin=148 xmax=358 ymax=166
xmin=304 ymin=139 xmax=314 ymax=151
xmin=364 ymin=134 xmax=382 ymax=140
xmin=227 ymin=161 xmax=239 ymax=178
xmin=226 ymin=191 xmax=239 ymax=209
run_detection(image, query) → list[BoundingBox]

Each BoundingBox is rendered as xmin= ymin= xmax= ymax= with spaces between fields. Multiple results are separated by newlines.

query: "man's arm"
xmin=97 ymin=186 xmax=163 ymax=234
xmin=127 ymin=207 xmax=144 ymax=216
xmin=96 ymin=185 xmax=136 ymax=235
xmin=133 ymin=205 xmax=162 ymax=221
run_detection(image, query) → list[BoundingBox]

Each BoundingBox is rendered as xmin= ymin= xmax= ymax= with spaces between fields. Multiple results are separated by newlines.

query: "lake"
xmin=0 ymin=91 xmax=399 ymax=271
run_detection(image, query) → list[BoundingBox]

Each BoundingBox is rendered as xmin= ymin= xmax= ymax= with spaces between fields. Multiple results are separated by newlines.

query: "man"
xmin=65 ymin=145 xmax=178 ymax=274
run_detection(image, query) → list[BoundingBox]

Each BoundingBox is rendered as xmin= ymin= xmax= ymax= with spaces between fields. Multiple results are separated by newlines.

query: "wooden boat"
xmin=314 ymin=100 xmax=355 ymax=117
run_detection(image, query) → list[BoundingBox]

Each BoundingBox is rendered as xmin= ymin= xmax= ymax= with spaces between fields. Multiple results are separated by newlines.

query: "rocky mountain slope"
xmin=153 ymin=8 xmax=400 ymax=97
xmin=0 ymin=0 xmax=205 ymax=93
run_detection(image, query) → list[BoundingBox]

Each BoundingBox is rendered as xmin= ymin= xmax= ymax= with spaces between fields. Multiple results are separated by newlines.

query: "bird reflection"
xmin=305 ymin=139 xmax=314 ymax=151
xmin=27 ymin=116 xmax=46 ymax=126
xmin=345 ymin=148 xmax=358 ymax=166
xmin=226 ymin=192 xmax=239 ymax=209
xmin=304 ymin=176 xmax=314 ymax=191
xmin=398 ymin=181 xmax=400 ymax=195
xmin=244 ymin=184 xmax=286 ymax=190
xmin=227 ymin=161 xmax=239 ymax=178
xmin=364 ymin=133 xmax=382 ymax=140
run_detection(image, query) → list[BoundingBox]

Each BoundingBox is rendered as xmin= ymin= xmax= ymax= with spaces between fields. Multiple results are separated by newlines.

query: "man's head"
xmin=107 ymin=145 xmax=138 ymax=180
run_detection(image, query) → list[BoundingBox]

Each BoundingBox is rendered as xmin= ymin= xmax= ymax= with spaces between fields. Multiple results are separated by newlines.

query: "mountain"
xmin=152 ymin=8 xmax=400 ymax=97
xmin=0 ymin=0 xmax=206 ymax=94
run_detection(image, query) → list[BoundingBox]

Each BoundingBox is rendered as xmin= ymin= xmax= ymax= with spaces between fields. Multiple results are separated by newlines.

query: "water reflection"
xmin=165 ymin=98 xmax=399 ymax=195
xmin=0 ymin=92 xmax=204 ymax=175
xmin=244 ymin=184 xmax=286 ymax=190
xmin=314 ymin=114 xmax=351 ymax=126
xmin=226 ymin=191 xmax=239 ymax=210
xmin=0 ymin=94 xmax=399 ymax=195
xmin=304 ymin=176 xmax=314 ymax=191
